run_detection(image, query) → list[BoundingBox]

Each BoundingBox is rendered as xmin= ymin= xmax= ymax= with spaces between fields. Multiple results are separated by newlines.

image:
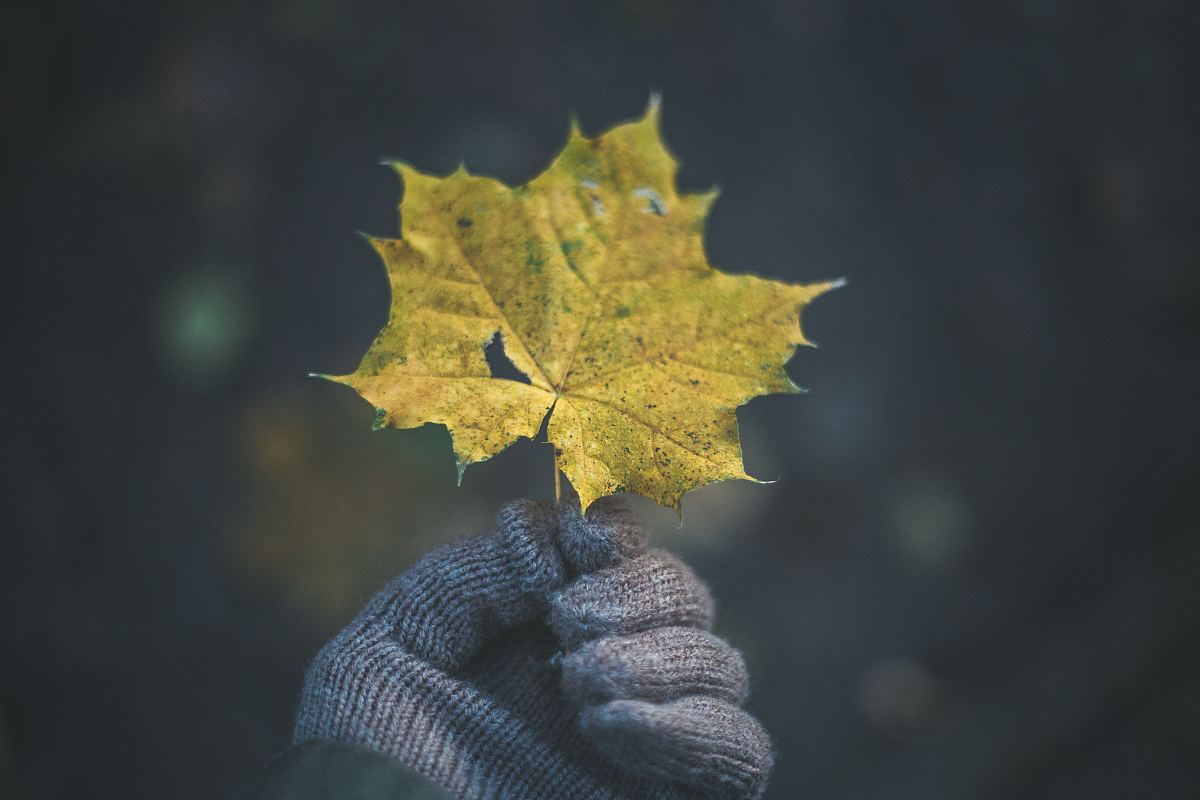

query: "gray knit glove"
xmin=293 ymin=498 xmax=773 ymax=799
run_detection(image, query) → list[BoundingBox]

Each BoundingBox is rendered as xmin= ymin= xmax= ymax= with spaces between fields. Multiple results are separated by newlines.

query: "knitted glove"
xmin=293 ymin=498 xmax=773 ymax=799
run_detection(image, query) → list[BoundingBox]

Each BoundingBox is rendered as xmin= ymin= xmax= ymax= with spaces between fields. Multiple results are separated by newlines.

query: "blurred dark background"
xmin=4 ymin=0 xmax=1199 ymax=797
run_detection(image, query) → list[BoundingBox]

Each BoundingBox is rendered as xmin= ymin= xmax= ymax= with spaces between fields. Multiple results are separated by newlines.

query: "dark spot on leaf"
xmin=457 ymin=216 xmax=473 ymax=228
xmin=524 ymin=241 xmax=547 ymax=273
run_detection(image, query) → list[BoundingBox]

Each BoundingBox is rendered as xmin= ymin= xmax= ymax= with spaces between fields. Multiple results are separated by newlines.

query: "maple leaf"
xmin=321 ymin=98 xmax=840 ymax=513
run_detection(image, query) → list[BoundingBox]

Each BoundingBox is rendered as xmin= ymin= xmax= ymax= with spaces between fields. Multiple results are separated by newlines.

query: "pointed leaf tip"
xmin=390 ymin=160 xmax=420 ymax=181
xmin=566 ymin=112 xmax=583 ymax=138
xmin=309 ymin=372 xmax=351 ymax=386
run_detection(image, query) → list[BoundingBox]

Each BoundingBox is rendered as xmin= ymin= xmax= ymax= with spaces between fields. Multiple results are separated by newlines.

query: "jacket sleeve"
xmin=236 ymin=739 xmax=454 ymax=800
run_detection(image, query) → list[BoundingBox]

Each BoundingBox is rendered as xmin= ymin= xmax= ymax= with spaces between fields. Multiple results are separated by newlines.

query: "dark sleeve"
xmin=235 ymin=739 xmax=454 ymax=800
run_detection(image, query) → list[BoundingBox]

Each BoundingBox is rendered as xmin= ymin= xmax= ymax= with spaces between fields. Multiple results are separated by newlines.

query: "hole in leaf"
xmin=485 ymin=331 xmax=531 ymax=384
xmin=633 ymin=187 xmax=667 ymax=216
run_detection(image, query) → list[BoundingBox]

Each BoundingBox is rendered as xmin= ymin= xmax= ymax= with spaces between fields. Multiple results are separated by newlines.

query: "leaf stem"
xmin=553 ymin=446 xmax=561 ymax=503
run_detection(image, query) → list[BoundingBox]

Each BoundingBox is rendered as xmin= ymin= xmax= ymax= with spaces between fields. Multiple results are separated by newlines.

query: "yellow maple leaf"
xmin=320 ymin=99 xmax=840 ymax=513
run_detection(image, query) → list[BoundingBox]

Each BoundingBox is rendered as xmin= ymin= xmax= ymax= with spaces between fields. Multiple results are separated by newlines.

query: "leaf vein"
xmin=426 ymin=220 xmax=554 ymax=389
xmin=566 ymin=393 xmax=730 ymax=469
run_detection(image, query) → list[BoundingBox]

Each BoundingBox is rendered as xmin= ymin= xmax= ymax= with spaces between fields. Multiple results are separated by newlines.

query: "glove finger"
xmin=368 ymin=499 xmax=564 ymax=673
xmin=548 ymin=550 xmax=713 ymax=651
xmin=562 ymin=627 xmax=749 ymax=707
xmin=580 ymin=697 xmax=774 ymax=799
xmin=556 ymin=495 xmax=646 ymax=575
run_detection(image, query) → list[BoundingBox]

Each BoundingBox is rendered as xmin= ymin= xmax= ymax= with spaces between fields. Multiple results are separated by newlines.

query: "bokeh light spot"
xmin=886 ymin=470 xmax=973 ymax=574
xmin=155 ymin=269 xmax=253 ymax=390
xmin=857 ymin=657 xmax=945 ymax=739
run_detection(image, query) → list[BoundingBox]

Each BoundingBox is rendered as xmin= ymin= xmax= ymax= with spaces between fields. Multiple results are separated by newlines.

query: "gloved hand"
xmin=293 ymin=498 xmax=773 ymax=799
